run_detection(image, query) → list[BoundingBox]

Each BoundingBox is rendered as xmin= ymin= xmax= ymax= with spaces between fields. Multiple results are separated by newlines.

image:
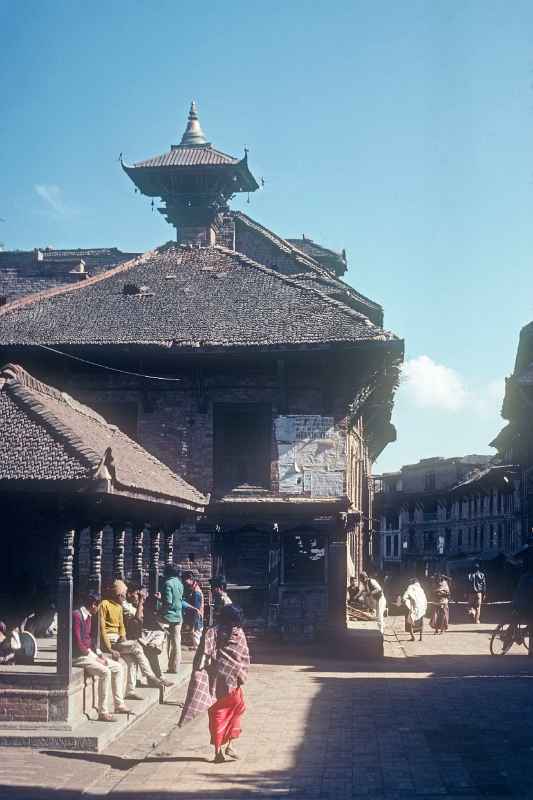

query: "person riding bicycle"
xmin=512 ymin=559 xmax=533 ymax=657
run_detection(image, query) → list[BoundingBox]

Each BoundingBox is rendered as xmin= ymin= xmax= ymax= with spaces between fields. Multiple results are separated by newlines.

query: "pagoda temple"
xmin=121 ymin=102 xmax=259 ymax=246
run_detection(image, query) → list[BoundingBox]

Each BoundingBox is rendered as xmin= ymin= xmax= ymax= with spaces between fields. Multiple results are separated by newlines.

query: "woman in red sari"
xmin=179 ymin=604 xmax=250 ymax=763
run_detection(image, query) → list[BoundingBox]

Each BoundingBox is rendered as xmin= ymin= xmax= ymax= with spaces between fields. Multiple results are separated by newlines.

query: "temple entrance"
xmin=215 ymin=526 xmax=269 ymax=621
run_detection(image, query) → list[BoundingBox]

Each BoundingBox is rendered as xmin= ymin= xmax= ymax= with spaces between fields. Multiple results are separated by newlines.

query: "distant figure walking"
xmin=468 ymin=564 xmax=486 ymax=624
xmin=430 ymin=575 xmax=450 ymax=634
xmin=402 ymin=578 xmax=427 ymax=641
xmin=358 ymin=572 xmax=387 ymax=634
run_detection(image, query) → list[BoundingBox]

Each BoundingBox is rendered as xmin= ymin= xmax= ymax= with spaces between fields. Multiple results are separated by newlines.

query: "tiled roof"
xmin=129 ymin=146 xmax=240 ymax=169
xmin=0 ymin=244 xmax=399 ymax=350
xmin=0 ymin=363 xmax=206 ymax=510
xmin=233 ymin=213 xmax=384 ymax=326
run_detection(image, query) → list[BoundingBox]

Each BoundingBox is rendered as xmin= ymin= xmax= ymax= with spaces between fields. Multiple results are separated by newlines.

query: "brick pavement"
xmin=0 ymin=615 xmax=532 ymax=800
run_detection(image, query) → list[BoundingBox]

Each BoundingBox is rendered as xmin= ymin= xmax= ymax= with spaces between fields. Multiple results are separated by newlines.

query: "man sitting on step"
xmin=72 ymin=593 xmax=129 ymax=721
xmin=99 ymin=580 xmax=173 ymax=700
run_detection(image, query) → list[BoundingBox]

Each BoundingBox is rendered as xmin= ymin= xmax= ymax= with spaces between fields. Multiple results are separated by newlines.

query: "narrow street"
xmin=1 ymin=614 xmax=532 ymax=800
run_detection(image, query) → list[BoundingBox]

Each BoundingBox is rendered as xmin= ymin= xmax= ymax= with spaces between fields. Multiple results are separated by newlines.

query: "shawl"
xmin=402 ymin=582 xmax=427 ymax=622
xmin=178 ymin=624 xmax=250 ymax=727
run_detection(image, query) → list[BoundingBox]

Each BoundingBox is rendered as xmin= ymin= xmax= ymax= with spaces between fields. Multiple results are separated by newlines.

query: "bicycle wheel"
xmin=519 ymin=626 xmax=530 ymax=652
xmin=490 ymin=623 xmax=515 ymax=656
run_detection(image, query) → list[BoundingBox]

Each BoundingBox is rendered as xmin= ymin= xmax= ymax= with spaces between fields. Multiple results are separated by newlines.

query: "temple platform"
xmin=0 ymin=637 xmax=193 ymax=751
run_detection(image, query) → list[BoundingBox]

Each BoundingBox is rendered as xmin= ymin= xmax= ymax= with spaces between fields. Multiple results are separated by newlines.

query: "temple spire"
xmin=179 ymin=101 xmax=208 ymax=147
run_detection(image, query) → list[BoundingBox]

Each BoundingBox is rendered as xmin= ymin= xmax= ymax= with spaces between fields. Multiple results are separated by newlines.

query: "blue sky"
xmin=1 ymin=1 xmax=532 ymax=472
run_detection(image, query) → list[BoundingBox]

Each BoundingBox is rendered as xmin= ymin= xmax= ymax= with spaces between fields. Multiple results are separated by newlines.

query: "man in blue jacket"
xmin=162 ymin=565 xmax=200 ymax=673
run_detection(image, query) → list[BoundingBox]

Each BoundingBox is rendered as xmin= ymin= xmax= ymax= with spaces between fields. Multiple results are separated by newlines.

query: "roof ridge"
xmin=0 ymin=247 xmax=159 ymax=317
xmin=215 ymin=245 xmax=395 ymax=340
xmin=233 ymin=211 xmax=383 ymax=314
xmin=233 ymin=211 xmax=331 ymax=276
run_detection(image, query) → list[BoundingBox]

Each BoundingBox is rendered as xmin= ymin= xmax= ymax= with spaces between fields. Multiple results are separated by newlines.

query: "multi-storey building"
xmin=373 ymin=455 xmax=521 ymax=576
xmin=492 ymin=320 xmax=533 ymax=542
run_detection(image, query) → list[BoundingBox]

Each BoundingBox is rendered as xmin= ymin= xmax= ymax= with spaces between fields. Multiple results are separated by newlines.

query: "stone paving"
xmin=0 ymin=612 xmax=532 ymax=800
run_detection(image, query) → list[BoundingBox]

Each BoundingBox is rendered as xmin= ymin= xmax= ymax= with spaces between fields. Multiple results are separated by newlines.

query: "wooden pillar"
xmin=267 ymin=523 xmax=281 ymax=628
xmin=327 ymin=517 xmax=348 ymax=633
xmin=89 ymin=527 xmax=103 ymax=596
xmin=149 ymin=525 xmax=160 ymax=596
xmin=164 ymin=529 xmax=174 ymax=567
xmin=57 ymin=528 xmax=75 ymax=680
xmin=113 ymin=525 xmax=126 ymax=580
xmin=132 ymin=526 xmax=144 ymax=588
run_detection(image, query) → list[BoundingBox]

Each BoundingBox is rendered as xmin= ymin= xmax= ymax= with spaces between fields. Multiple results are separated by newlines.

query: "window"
xmin=384 ymin=532 xmax=400 ymax=560
xmin=425 ymin=472 xmax=436 ymax=491
xmin=497 ymin=523 xmax=503 ymax=549
xmin=393 ymin=534 xmax=399 ymax=558
xmin=214 ymin=404 xmax=271 ymax=493
xmin=423 ymin=531 xmax=434 ymax=552
xmin=0 ymin=296 xmax=6 ymax=307
xmin=283 ymin=532 xmax=326 ymax=584
xmin=479 ymin=525 xmax=484 ymax=550
xmin=458 ymin=529 xmax=463 ymax=549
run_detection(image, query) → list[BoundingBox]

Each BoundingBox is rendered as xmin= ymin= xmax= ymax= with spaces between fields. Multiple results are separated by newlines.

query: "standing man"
xmin=468 ymin=563 xmax=487 ymax=624
xmin=72 ymin=593 xmax=129 ymax=720
xmin=358 ymin=572 xmax=387 ymax=634
xmin=162 ymin=565 xmax=200 ymax=673
xmin=182 ymin=571 xmax=204 ymax=648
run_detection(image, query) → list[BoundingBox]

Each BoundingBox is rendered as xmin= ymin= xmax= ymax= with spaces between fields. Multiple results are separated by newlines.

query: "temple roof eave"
xmin=121 ymin=157 xmax=258 ymax=197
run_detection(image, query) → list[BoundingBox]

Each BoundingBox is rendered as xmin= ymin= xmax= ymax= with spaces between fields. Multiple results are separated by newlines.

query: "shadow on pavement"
xmin=3 ymin=639 xmax=533 ymax=800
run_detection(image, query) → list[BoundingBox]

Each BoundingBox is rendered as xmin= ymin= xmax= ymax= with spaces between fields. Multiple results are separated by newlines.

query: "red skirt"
xmin=208 ymin=687 xmax=245 ymax=749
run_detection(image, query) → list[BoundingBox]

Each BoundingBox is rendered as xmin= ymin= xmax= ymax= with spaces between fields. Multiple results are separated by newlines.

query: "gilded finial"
xmin=180 ymin=101 xmax=208 ymax=146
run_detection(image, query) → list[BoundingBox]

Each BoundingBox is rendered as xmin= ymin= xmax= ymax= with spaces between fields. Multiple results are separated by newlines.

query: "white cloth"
xmin=366 ymin=579 xmax=387 ymax=634
xmin=402 ymin=582 xmax=427 ymax=622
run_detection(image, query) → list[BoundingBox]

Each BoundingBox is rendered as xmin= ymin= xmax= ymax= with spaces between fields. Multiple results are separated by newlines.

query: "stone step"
xmin=0 ymin=666 xmax=191 ymax=752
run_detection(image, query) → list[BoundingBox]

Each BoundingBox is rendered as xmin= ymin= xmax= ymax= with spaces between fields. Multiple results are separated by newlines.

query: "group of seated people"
xmin=72 ymin=571 xmax=233 ymax=723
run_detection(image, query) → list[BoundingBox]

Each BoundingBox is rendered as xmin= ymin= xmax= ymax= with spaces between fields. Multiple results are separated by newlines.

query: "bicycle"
xmin=490 ymin=619 xmax=530 ymax=656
